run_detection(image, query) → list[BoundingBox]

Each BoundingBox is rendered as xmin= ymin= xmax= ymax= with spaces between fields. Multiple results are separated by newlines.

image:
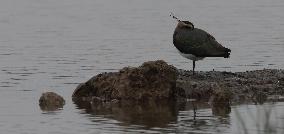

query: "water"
xmin=0 ymin=0 xmax=283 ymax=133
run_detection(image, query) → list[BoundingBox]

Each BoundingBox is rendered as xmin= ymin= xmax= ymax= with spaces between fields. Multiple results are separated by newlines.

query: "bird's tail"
xmin=223 ymin=48 xmax=231 ymax=58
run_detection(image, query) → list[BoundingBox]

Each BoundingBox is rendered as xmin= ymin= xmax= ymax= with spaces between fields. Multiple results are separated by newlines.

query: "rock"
xmin=209 ymin=84 xmax=232 ymax=116
xmin=72 ymin=83 xmax=93 ymax=98
xmin=39 ymin=92 xmax=65 ymax=111
xmin=209 ymin=84 xmax=232 ymax=107
xmin=73 ymin=59 xmax=284 ymax=106
xmin=72 ymin=60 xmax=179 ymax=103
xmin=177 ymin=69 xmax=284 ymax=103
xmin=176 ymin=80 xmax=214 ymax=101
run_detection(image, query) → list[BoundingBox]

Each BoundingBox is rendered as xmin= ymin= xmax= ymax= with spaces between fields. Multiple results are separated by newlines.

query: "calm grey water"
xmin=0 ymin=0 xmax=284 ymax=133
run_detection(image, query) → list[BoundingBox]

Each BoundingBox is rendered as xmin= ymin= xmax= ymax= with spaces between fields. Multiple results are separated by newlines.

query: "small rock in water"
xmin=39 ymin=92 xmax=65 ymax=111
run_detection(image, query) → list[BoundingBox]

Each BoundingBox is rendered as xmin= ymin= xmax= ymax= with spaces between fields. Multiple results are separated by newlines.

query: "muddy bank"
xmin=72 ymin=60 xmax=284 ymax=105
xmin=178 ymin=69 xmax=284 ymax=104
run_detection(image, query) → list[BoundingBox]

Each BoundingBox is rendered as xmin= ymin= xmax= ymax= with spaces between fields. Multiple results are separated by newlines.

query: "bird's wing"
xmin=174 ymin=28 xmax=229 ymax=57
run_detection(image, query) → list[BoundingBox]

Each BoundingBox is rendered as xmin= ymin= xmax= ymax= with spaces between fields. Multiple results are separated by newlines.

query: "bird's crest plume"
xmin=170 ymin=12 xmax=190 ymax=27
xmin=170 ymin=12 xmax=181 ymax=22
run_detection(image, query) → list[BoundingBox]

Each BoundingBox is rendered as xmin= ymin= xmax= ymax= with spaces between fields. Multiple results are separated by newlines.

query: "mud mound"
xmin=72 ymin=60 xmax=179 ymax=103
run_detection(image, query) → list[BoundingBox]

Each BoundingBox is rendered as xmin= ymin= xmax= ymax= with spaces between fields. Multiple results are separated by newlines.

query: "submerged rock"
xmin=39 ymin=92 xmax=65 ymax=111
xmin=72 ymin=60 xmax=179 ymax=103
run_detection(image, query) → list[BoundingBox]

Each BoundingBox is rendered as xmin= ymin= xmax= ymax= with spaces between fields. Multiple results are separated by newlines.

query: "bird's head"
xmin=170 ymin=13 xmax=194 ymax=30
xmin=177 ymin=21 xmax=194 ymax=30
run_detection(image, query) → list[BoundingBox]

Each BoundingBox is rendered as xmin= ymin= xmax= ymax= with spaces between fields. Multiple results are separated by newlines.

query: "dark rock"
xmin=72 ymin=60 xmax=179 ymax=103
xmin=72 ymin=83 xmax=93 ymax=98
xmin=39 ymin=92 xmax=65 ymax=111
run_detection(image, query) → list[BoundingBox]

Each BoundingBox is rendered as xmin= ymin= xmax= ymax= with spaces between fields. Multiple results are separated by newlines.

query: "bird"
xmin=171 ymin=13 xmax=231 ymax=75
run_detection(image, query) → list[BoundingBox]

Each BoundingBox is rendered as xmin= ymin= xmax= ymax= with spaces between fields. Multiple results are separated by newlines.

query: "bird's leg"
xmin=192 ymin=60 xmax=196 ymax=75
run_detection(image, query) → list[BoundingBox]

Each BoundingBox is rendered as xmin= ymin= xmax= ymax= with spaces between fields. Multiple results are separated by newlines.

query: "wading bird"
xmin=171 ymin=13 xmax=231 ymax=75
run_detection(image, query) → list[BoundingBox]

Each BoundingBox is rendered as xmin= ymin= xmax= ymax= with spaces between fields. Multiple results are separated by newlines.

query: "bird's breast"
xmin=178 ymin=51 xmax=205 ymax=61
